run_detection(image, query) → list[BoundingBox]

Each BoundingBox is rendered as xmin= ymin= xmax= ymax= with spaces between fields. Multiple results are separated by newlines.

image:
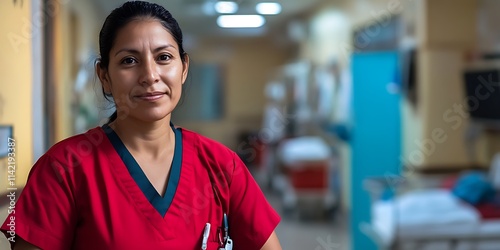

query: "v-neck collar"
xmin=101 ymin=123 xmax=183 ymax=217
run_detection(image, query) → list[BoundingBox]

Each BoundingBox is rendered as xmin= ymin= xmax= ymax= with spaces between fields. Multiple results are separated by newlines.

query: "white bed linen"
xmin=372 ymin=189 xmax=481 ymax=243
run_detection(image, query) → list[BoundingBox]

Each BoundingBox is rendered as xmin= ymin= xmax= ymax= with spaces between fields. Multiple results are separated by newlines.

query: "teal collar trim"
xmin=102 ymin=123 xmax=182 ymax=217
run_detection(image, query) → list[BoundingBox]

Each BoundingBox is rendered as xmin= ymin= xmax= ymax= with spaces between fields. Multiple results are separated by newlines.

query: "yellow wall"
xmin=0 ymin=0 xmax=33 ymax=187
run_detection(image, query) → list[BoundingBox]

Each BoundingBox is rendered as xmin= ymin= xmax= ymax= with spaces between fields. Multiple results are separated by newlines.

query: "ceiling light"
xmin=256 ymin=2 xmax=282 ymax=15
xmin=215 ymin=1 xmax=238 ymax=14
xmin=217 ymin=15 xmax=266 ymax=28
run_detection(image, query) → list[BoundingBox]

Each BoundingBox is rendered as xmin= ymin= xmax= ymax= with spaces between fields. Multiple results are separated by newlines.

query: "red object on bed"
xmin=286 ymin=161 xmax=329 ymax=190
xmin=475 ymin=203 xmax=500 ymax=219
xmin=475 ymin=195 xmax=500 ymax=219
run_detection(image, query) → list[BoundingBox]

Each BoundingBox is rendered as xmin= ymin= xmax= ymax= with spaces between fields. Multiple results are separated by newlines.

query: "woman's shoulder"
xmin=44 ymin=126 xmax=106 ymax=160
xmin=180 ymin=128 xmax=237 ymax=159
xmin=26 ymin=127 xmax=106 ymax=184
xmin=180 ymin=128 xmax=244 ymax=189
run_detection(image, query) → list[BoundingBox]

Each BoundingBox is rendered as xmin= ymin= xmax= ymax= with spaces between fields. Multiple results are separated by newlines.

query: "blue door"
xmin=350 ymin=51 xmax=401 ymax=250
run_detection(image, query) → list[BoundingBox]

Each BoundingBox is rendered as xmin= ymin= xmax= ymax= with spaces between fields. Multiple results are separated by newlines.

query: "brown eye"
xmin=158 ymin=54 xmax=171 ymax=61
xmin=122 ymin=57 xmax=137 ymax=64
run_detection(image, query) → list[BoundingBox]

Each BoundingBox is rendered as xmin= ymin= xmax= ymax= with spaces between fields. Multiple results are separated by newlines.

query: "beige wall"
xmin=178 ymin=37 xmax=292 ymax=149
xmin=418 ymin=49 xmax=470 ymax=166
xmin=0 ymin=0 xmax=33 ymax=187
xmin=415 ymin=0 xmax=479 ymax=168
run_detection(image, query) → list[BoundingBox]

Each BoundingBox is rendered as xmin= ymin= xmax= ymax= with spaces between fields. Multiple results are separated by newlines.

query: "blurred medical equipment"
xmin=278 ymin=136 xmax=337 ymax=219
xmin=259 ymin=81 xmax=287 ymax=189
xmin=260 ymin=60 xmax=343 ymax=220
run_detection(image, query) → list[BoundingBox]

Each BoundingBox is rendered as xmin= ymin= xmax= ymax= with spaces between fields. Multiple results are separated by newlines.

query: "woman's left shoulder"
xmin=181 ymin=128 xmax=237 ymax=160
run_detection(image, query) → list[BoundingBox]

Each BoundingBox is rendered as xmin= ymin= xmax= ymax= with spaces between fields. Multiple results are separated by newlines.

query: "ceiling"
xmin=91 ymin=0 xmax=327 ymax=39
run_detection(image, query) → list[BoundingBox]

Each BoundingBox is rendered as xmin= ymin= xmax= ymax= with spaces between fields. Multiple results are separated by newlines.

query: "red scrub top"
xmin=1 ymin=126 xmax=280 ymax=250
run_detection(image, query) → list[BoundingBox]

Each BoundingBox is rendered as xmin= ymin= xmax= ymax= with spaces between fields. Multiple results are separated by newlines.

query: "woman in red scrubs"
xmin=1 ymin=1 xmax=281 ymax=249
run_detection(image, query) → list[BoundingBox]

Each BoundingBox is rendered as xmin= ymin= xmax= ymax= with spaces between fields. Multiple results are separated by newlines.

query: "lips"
xmin=134 ymin=91 xmax=166 ymax=101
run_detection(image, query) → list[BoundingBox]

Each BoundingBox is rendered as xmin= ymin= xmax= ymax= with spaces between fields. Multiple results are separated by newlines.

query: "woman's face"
xmin=98 ymin=19 xmax=189 ymax=123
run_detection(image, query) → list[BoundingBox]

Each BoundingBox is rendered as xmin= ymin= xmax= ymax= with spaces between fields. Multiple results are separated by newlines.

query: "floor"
xmin=269 ymin=193 xmax=349 ymax=250
xmin=0 ymin=192 xmax=349 ymax=250
xmin=275 ymin=213 xmax=349 ymax=250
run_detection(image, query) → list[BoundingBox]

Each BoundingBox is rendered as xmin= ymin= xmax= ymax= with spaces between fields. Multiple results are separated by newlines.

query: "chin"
xmin=138 ymin=113 xmax=170 ymax=123
xmin=121 ymin=105 xmax=174 ymax=123
xmin=137 ymin=109 xmax=172 ymax=122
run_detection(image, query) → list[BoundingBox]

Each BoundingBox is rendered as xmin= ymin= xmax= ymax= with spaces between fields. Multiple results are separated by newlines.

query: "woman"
xmin=1 ymin=1 xmax=281 ymax=249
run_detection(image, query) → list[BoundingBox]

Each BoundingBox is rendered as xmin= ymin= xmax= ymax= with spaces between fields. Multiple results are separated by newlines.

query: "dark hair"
xmin=96 ymin=1 xmax=187 ymax=123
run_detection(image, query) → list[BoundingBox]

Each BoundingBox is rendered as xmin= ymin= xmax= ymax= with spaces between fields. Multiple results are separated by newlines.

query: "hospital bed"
xmin=277 ymin=136 xmax=337 ymax=220
xmin=362 ymin=177 xmax=500 ymax=250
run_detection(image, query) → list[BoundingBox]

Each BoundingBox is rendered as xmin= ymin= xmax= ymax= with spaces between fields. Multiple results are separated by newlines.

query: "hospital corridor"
xmin=1 ymin=0 xmax=500 ymax=249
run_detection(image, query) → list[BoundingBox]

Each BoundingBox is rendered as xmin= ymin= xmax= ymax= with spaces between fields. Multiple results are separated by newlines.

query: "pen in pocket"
xmin=202 ymin=223 xmax=210 ymax=250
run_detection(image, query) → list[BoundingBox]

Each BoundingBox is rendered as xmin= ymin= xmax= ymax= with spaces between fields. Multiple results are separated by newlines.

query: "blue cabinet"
xmin=350 ymin=52 xmax=402 ymax=250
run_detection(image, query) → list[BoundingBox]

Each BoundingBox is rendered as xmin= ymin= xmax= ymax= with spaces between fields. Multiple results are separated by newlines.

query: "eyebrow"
xmin=114 ymin=44 xmax=177 ymax=56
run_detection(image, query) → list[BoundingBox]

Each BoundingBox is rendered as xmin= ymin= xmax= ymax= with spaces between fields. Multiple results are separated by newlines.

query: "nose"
xmin=139 ymin=57 xmax=160 ymax=85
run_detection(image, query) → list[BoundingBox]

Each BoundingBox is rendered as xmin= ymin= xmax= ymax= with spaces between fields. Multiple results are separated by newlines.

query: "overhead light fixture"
xmin=215 ymin=1 xmax=238 ymax=14
xmin=256 ymin=2 xmax=282 ymax=15
xmin=217 ymin=15 xmax=266 ymax=28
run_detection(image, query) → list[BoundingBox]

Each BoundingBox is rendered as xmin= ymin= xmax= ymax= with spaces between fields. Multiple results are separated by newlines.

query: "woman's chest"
xmin=73 ymin=159 xmax=230 ymax=249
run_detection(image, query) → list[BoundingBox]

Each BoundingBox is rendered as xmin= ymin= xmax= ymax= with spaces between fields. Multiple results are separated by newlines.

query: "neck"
xmin=108 ymin=115 xmax=174 ymax=159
